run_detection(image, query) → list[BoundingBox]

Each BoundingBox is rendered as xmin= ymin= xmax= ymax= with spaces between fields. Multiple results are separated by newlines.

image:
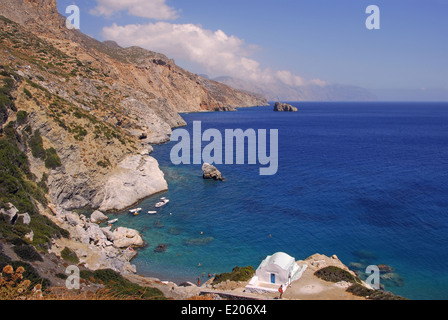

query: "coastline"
xmin=2 ymin=103 xmax=417 ymax=301
xmin=122 ymin=254 xmax=376 ymax=300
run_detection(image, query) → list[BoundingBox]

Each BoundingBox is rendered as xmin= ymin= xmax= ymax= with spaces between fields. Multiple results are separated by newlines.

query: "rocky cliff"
xmin=0 ymin=0 xmax=267 ymax=213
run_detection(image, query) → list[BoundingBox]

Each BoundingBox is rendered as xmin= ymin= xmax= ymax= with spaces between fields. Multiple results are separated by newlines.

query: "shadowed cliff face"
xmin=0 ymin=1 xmax=267 ymax=212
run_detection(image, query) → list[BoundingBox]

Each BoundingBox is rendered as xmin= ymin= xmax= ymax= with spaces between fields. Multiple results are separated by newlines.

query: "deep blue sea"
xmin=107 ymin=102 xmax=448 ymax=300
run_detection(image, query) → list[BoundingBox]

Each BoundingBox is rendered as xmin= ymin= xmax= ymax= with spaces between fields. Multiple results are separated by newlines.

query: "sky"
xmin=57 ymin=0 xmax=448 ymax=101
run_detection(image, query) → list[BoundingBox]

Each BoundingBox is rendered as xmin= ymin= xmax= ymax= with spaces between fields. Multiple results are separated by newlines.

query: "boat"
xmin=155 ymin=199 xmax=170 ymax=208
xmin=148 ymin=211 xmax=157 ymax=215
xmin=129 ymin=208 xmax=142 ymax=215
xmin=108 ymin=219 xmax=118 ymax=224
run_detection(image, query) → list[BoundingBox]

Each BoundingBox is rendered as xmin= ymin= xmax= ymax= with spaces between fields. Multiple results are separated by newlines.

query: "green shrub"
xmin=80 ymin=269 xmax=165 ymax=300
xmin=55 ymin=273 xmax=67 ymax=280
xmin=0 ymin=74 xmax=16 ymax=113
xmin=44 ymin=147 xmax=62 ymax=169
xmin=60 ymin=247 xmax=79 ymax=264
xmin=314 ymin=266 xmax=361 ymax=284
xmin=346 ymin=283 xmax=408 ymax=300
xmin=0 ymin=137 xmax=41 ymax=215
xmin=97 ymin=160 xmax=110 ymax=168
xmin=0 ymin=104 xmax=8 ymax=126
xmin=16 ymin=110 xmax=28 ymax=125
xmin=3 ymin=121 xmax=19 ymax=144
xmin=29 ymin=130 xmax=46 ymax=159
xmin=212 ymin=266 xmax=255 ymax=285
xmin=23 ymin=88 xmax=32 ymax=99
xmin=37 ymin=173 xmax=48 ymax=193
xmin=13 ymin=244 xmax=43 ymax=262
xmin=29 ymin=214 xmax=70 ymax=251
xmin=24 ymin=180 xmax=47 ymax=206
xmin=0 ymin=215 xmax=27 ymax=244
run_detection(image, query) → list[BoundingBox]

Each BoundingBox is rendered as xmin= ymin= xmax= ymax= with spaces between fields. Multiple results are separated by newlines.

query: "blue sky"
xmin=57 ymin=0 xmax=448 ymax=100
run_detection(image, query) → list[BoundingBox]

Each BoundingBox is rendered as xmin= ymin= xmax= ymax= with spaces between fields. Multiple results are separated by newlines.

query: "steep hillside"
xmin=0 ymin=0 xmax=267 ymax=214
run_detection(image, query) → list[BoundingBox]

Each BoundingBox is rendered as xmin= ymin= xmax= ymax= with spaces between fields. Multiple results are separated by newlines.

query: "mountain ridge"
xmin=214 ymin=76 xmax=377 ymax=102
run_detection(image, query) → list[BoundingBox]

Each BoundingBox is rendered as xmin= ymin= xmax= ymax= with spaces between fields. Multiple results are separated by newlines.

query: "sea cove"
xmin=104 ymin=102 xmax=448 ymax=300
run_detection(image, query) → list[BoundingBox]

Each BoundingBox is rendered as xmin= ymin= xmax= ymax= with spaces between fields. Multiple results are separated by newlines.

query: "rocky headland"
xmin=274 ymin=102 xmax=298 ymax=112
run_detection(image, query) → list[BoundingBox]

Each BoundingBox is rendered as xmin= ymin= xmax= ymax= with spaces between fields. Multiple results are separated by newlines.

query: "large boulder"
xmin=98 ymin=155 xmax=168 ymax=212
xmin=274 ymin=102 xmax=298 ymax=112
xmin=19 ymin=213 xmax=31 ymax=225
xmin=0 ymin=203 xmax=19 ymax=224
xmin=85 ymin=223 xmax=108 ymax=244
xmin=90 ymin=210 xmax=108 ymax=224
xmin=65 ymin=212 xmax=82 ymax=227
xmin=202 ymin=163 xmax=225 ymax=181
xmin=112 ymin=227 xmax=144 ymax=248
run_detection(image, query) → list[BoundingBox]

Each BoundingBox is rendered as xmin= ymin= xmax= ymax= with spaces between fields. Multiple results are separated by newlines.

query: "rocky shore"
xmin=97 ymin=153 xmax=168 ymax=212
xmin=202 ymin=163 xmax=226 ymax=181
xmin=122 ymin=253 xmax=405 ymax=300
xmin=47 ymin=206 xmax=144 ymax=274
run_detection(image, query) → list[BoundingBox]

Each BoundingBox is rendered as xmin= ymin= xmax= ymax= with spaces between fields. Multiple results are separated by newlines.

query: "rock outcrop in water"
xmin=274 ymin=102 xmax=298 ymax=112
xmin=202 ymin=163 xmax=225 ymax=181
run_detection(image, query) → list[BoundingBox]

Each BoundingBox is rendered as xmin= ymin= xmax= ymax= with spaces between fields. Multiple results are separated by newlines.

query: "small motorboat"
xmin=155 ymin=199 xmax=170 ymax=208
xmin=108 ymin=219 xmax=118 ymax=224
xmin=129 ymin=208 xmax=142 ymax=215
xmin=148 ymin=211 xmax=157 ymax=215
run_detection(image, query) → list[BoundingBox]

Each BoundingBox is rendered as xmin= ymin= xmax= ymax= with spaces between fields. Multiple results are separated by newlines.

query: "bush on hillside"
xmin=212 ymin=266 xmax=255 ymax=285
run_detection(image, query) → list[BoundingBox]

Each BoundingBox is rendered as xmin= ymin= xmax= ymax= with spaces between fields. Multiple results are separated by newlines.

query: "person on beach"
xmin=278 ymin=285 xmax=284 ymax=299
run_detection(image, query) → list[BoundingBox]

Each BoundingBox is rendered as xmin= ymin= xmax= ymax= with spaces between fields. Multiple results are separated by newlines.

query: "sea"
xmin=105 ymin=102 xmax=448 ymax=300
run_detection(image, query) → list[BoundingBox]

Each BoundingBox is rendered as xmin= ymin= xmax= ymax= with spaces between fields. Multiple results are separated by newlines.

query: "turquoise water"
xmin=106 ymin=102 xmax=448 ymax=300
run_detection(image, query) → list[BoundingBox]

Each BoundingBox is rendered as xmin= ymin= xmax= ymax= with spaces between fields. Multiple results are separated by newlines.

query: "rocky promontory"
xmin=202 ymin=163 xmax=225 ymax=181
xmin=97 ymin=154 xmax=168 ymax=212
xmin=274 ymin=102 xmax=298 ymax=112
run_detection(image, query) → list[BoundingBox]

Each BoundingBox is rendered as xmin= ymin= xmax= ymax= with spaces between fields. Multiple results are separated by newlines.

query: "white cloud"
xmin=90 ymin=0 xmax=179 ymax=20
xmin=275 ymin=70 xmax=306 ymax=87
xmin=102 ymin=21 xmax=327 ymax=88
xmin=310 ymin=78 xmax=328 ymax=87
